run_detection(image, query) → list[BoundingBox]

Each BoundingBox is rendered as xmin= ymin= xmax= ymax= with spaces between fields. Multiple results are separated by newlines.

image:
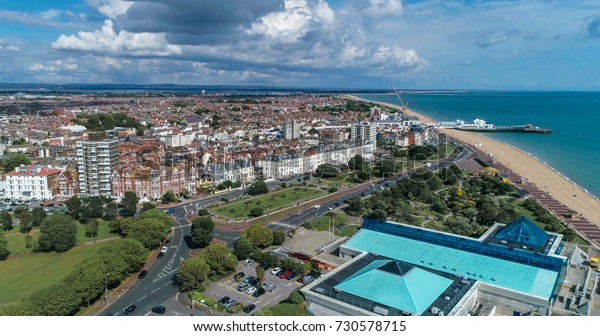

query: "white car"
xmin=160 ymin=246 xmax=168 ymax=253
xmin=271 ymin=267 xmax=281 ymax=275
xmin=246 ymin=286 xmax=257 ymax=295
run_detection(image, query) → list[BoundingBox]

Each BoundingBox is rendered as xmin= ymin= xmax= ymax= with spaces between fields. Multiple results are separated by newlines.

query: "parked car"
xmin=151 ymin=306 xmax=166 ymax=314
xmin=218 ymin=296 xmax=230 ymax=305
xmin=160 ymin=246 xmax=168 ymax=253
xmin=234 ymin=272 xmax=245 ymax=281
xmin=244 ymin=259 xmax=255 ymax=266
xmin=243 ymin=304 xmax=256 ymax=313
xmin=279 ymin=271 xmax=291 ymax=279
xmin=271 ymin=267 xmax=281 ymax=275
xmin=157 ymin=252 xmax=165 ymax=260
xmin=286 ymin=273 xmax=296 ymax=280
xmin=123 ymin=304 xmax=136 ymax=315
xmin=164 ymin=208 xmax=174 ymax=214
xmin=138 ymin=270 xmax=148 ymax=279
xmin=164 ymin=240 xmax=170 ymax=246
xmin=243 ymin=275 xmax=256 ymax=283
xmin=252 ymin=288 xmax=266 ymax=298
xmin=237 ymin=283 xmax=251 ymax=291
xmin=224 ymin=299 xmax=236 ymax=307
xmin=260 ymin=263 xmax=269 ymax=271
xmin=246 ymin=286 xmax=257 ymax=295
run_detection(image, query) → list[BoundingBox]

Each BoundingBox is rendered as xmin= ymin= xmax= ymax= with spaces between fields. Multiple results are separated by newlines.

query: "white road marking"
xmin=151 ymin=288 xmax=160 ymax=294
xmin=137 ymin=295 xmax=147 ymax=302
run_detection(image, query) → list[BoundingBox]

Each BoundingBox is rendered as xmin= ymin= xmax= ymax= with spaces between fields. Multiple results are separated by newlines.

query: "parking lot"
xmin=204 ymin=261 xmax=303 ymax=315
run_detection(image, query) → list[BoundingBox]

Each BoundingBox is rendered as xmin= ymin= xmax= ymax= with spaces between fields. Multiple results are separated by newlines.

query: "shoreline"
xmin=346 ymin=94 xmax=600 ymax=230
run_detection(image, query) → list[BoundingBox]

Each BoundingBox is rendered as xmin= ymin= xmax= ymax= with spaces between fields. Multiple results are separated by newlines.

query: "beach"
xmin=347 ymin=95 xmax=600 ymax=232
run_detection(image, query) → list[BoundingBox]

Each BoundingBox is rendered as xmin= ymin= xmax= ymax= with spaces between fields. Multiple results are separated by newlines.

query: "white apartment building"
xmin=284 ymin=120 xmax=300 ymax=139
xmin=5 ymin=165 xmax=62 ymax=200
xmin=351 ymin=122 xmax=377 ymax=145
xmin=262 ymin=143 xmax=374 ymax=180
xmin=204 ymin=160 xmax=255 ymax=185
xmin=76 ymin=139 xmax=119 ymax=197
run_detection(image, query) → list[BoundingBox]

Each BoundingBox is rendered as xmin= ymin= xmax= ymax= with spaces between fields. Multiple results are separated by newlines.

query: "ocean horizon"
xmin=358 ymin=91 xmax=600 ymax=199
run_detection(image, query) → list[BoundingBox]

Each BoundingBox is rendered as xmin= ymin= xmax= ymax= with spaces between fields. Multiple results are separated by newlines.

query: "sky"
xmin=0 ymin=0 xmax=599 ymax=89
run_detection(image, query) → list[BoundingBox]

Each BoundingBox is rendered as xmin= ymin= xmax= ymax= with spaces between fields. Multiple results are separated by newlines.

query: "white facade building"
xmin=5 ymin=165 xmax=62 ymax=200
xmin=351 ymin=122 xmax=377 ymax=145
xmin=76 ymin=139 xmax=119 ymax=197
xmin=283 ymin=120 xmax=300 ymax=139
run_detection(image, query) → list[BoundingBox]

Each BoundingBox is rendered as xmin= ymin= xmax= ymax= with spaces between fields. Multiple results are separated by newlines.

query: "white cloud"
xmin=367 ymin=0 xmax=403 ymax=16
xmin=0 ymin=39 xmax=21 ymax=52
xmin=86 ymin=0 xmax=133 ymax=19
xmin=52 ymin=19 xmax=182 ymax=56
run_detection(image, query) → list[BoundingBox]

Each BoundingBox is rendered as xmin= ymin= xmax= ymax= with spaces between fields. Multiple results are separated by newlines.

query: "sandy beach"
xmin=347 ymin=94 xmax=600 ymax=230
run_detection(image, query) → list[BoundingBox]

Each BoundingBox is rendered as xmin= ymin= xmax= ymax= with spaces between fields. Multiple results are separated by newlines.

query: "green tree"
xmin=348 ymin=155 xmax=366 ymax=171
xmin=247 ymin=180 xmax=269 ymax=196
xmin=255 ymin=265 xmax=265 ymax=284
xmin=272 ymin=230 xmax=286 ymax=245
xmin=197 ymin=208 xmax=210 ymax=216
xmin=138 ymin=209 xmax=173 ymax=232
xmin=445 ymin=215 xmax=479 ymax=237
xmin=0 ymin=230 xmax=9 ymax=260
xmin=200 ymin=243 xmax=237 ymax=276
xmin=2 ymin=153 xmax=31 ymax=173
xmin=81 ymin=198 xmax=104 ymax=222
xmin=366 ymin=209 xmax=388 ymax=222
xmin=122 ymin=218 xmax=169 ymax=249
xmin=241 ymin=224 xmax=273 ymax=248
xmin=378 ymin=160 xmax=396 ymax=177
xmin=18 ymin=210 xmax=33 ymax=233
xmin=103 ymin=202 xmax=118 ymax=221
xmin=191 ymin=216 xmax=214 ymax=248
xmin=121 ymin=191 xmax=139 ymax=216
xmin=31 ymin=207 xmax=47 ymax=227
xmin=13 ymin=205 xmax=29 ymax=216
xmin=176 ymin=256 xmax=210 ymax=291
xmin=24 ymin=233 xmax=33 ymax=249
xmin=38 ymin=213 xmax=78 ymax=252
xmin=98 ymin=238 xmax=147 ymax=274
xmin=85 ymin=219 xmax=99 ymax=238
xmin=233 ymin=238 xmax=256 ymax=260
xmin=161 ymin=191 xmax=178 ymax=203
xmin=249 ymin=207 xmax=264 ymax=217
xmin=64 ymin=259 xmax=105 ymax=306
xmin=141 ymin=202 xmax=156 ymax=212
xmin=344 ymin=198 xmax=365 ymax=216
xmin=288 ymin=289 xmax=305 ymax=304
xmin=315 ymin=164 xmax=338 ymax=178
xmin=24 ymin=282 xmax=82 ymax=316
xmin=1 ymin=211 xmax=13 ymax=231
xmin=476 ymin=196 xmax=500 ymax=227
xmin=64 ymin=195 xmax=82 ymax=220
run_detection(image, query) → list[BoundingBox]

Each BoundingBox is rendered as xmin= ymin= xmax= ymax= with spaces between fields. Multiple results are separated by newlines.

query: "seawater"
xmin=358 ymin=92 xmax=600 ymax=199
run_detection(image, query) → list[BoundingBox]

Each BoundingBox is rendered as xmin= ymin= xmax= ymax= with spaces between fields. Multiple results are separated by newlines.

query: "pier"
xmin=430 ymin=119 xmax=552 ymax=134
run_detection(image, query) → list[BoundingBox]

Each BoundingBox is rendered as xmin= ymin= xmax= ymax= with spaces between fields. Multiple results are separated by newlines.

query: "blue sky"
xmin=0 ymin=0 xmax=599 ymax=89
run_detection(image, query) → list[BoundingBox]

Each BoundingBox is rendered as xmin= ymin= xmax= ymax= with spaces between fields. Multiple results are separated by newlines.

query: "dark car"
xmin=151 ymin=306 xmax=166 ymax=314
xmin=164 ymin=208 xmax=174 ymax=214
xmin=157 ymin=252 xmax=165 ymax=260
xmin=234 ymin=272 xmax=245 ymax=281
xmin=260 ymin=263 xmax=269 ymax=271
xmin=243 ymin=304 xmax=256 ymax=313
xmin=252 ymin=288 xmax=266 ymax=298
xmin=164 ymin=240 xmax=171 ymax=246
xmin=123 ymin=304 xmax=136 ymax=315
xmin=218 ymin=296 xmax=230 ymax=304
xmin=138 ymin=270 xmax=148 ymax=279
xmin=286 ymin=273 xmax=296 ymax=280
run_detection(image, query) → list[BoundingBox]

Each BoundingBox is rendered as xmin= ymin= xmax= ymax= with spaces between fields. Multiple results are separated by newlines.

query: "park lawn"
xmin=266 ymin=303 xmax=308 ymax=316
xmin=323 ymin=173 xmax=356 ymax=187
xmin=76 ymin=219 xmax=118 ymax=243
xmin=212 ymin=187 xmax=325 ymax=220
xmin=0 ymin=242 xmax=107 ymax=306
xmin=6 ymin=230 xmax=40 ymax=254
xmin=304 ymin=213 xmax=349 ymax=231
xmin=438 ymin=143 xmax=455 ymax=157
xmin=337 ymin=224 xmax=360 ymax=237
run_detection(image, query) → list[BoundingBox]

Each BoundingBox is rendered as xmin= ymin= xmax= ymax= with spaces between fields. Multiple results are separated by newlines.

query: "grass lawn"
xmin=6 ymin=230 xmax=40 ymax=254
xmin=211 ymin=187 xmax=325 ymax=220
xmin=438 ymin=143 xmax=456 ymax=157
xmin=76 ymin=219 xmax=118 ymax=243
xmin=266 ymin=303 xmax=308 ymax=316
xmin=0 ymin=242 xmax=107 ymax=306
xmin=304 ymin=213 xmax=349 ymax=231
xmin=337 ymin=224 xmax=360 ymax=237
xmin=322 ymin=173 xmax=357 ymax=187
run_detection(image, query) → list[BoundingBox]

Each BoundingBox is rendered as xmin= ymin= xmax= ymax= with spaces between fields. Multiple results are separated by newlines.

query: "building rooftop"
xmin=492 ymin=215 xmax=549 ymax=247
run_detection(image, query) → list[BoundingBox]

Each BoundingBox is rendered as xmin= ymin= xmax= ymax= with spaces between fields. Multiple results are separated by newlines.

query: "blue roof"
xmin=493 ymin=215 xmax=549 ymax=247
xmin=334 ymin=260 xmax=452 ymax=315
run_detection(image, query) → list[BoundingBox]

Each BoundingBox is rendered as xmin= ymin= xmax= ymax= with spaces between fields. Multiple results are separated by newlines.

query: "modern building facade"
xmin=76 ymin=139 xmax=119 ymax=197
xmin=350 ymin=122 xmax=376 ymax=145
xmin=283 ymin=120 xmax=300 ymax=139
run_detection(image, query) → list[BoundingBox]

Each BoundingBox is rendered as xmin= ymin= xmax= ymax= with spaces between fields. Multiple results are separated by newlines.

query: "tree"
xmin=197 ymin=208 xmax=210 ymax=216
xmin=200 ymin=243 xmax=237 ymax=276
xmin=141 ymin=202 xmax=156 ymax=212
xmin=2 ymin=153 xmax=31 ymax=173
xmin=37 ymin=213 xmax=78 ymax=252
xmin=122 ymin=218 xmax=169 ymax=249
xmin=315 ymin=164 xmax=338 ymax=178
xmin=18 ymin=210 xmax=33 ymax=233
xmin=249 ymin=207 xmax=264 ymax=217
xmin=272 ymin=230 xmax=286 ymax=245
xmin=13 ymin=205 xmax=29 ymax=216
xmin=103 ymin=202 xmax=118 ymax=221
xmin=344 ymin=198 xmax=365 ymax=216
xmin=98 ymin=238 xmax=147 ymax=274
xmin=476 ymin=196 xmax=500 ymax=227
xmin=241 ymin=224 xmax=273 ymax=248
xmin=161 ymin=191 xmax=178 ymax=204
xmin=138 ymin=209 xmax=173 ymax=232
xmin=64 ymin=196 xmax=82 ymax=220
xmin=1 ymin=211 xmax=13 ymax=231
xmin=176 ymin=256 xmax=210 ymax=291
xmin=191 ymin=216 xmax=214 ymax=248
xmin=348 ymin=155 xmax=366 ymax=172
xmin=379 ymin=160 xmax=396 ymax=177
xmin=233 ymin=238 xmax=256 ymax=260
xmin=247 ymin=180 xmax=269 ymax=196
xmin=85 ymin=219 xmax=99 ymax=238
xmin=445 ymin=215 xmax=478 ymax=237
xmin=255 ymin=265 xmax=265 ymax=284
xmin=0 ymin=230 xmax=9 ymax=260
xmin=24 ymin=234 xmax=33 ymax=249
xmin=31 ymin=207 xmax=47 ymax=227
xmin=288 ymin=289 xmax=305 ymax=304
xmin=24 ymin=282 xmax=82 ymax=316
xmin=64 ymin=259 xmax=105 ymax=306
xmin=81 ymin=198 xmax=104 ymax=222
xmin=366 ymin=209 xmax=388 ymax=222
xmin=121 ymin=191 xmax=139 ymax=216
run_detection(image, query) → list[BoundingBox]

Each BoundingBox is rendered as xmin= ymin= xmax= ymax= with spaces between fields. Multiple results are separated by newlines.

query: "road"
xmin=98 ymin=144 xmax=471 ymax=316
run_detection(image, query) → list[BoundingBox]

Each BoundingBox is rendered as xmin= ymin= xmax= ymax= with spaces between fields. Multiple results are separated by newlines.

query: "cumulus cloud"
xmin=86 ymin=0 xmax=134 ymax=19
xmin=0 ymin=39 xmax=21 ymax=52
xmin=29 ymin=60 xmax=78 ymax=73
xmin=366 ymin=0 xmax=403 ymax=16
xmin=52 ymin=19 xmax=182 ymax=56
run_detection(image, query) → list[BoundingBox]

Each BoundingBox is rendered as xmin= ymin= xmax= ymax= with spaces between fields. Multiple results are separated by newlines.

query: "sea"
xmin=357 ymin=92 xmax=600 ymax=199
